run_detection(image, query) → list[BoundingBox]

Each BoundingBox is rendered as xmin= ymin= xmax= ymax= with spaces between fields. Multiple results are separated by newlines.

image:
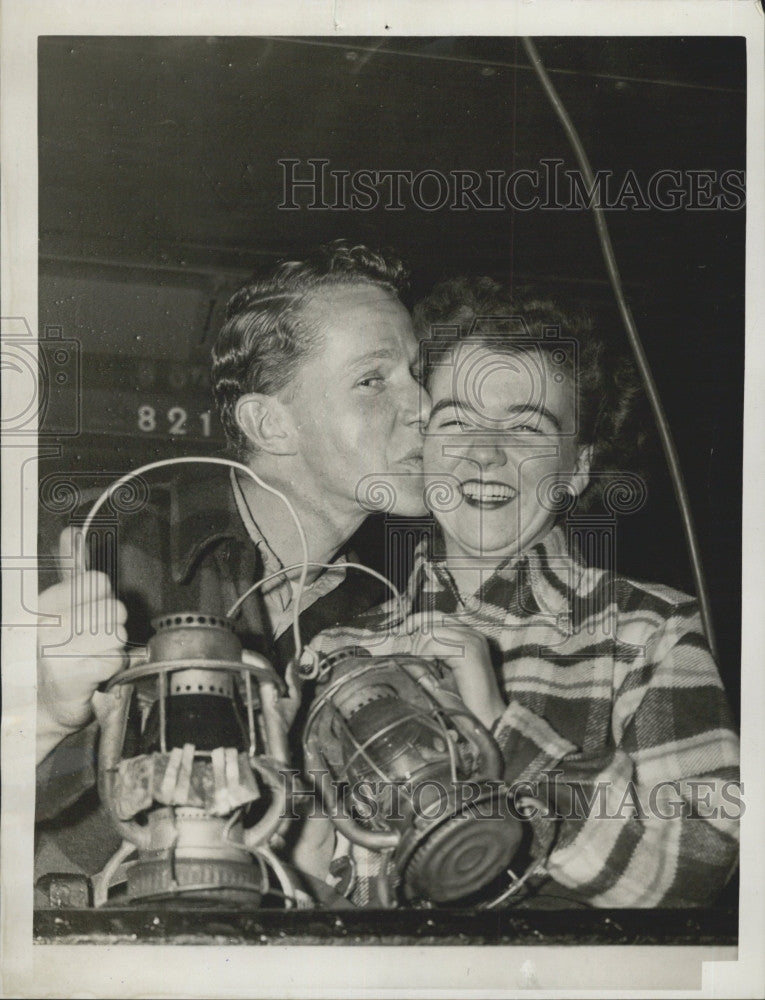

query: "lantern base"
xmin=126 ymin=856 xmax=264 ymax=906
xmin=398 ymin=786 xmax=524 ymax=904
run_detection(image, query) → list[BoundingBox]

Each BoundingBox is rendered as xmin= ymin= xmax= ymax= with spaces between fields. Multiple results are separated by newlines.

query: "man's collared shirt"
xmin=230 ymin=469 xmax=347 ymax=639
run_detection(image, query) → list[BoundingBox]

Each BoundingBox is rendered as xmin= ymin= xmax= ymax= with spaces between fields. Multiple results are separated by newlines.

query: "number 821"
xmin=137 ymin=405 xmax=212 ymax=437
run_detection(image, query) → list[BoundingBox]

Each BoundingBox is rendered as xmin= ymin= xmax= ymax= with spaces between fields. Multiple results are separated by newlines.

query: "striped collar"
xmin=404 ymin=525 xmax=588 ymax=635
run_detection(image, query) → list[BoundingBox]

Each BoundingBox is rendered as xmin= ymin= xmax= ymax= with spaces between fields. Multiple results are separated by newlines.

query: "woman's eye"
xmin=430 ymin=418 xmax=467 ymax=431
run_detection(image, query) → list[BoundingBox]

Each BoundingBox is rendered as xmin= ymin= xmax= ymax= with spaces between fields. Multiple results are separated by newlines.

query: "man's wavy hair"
xmin=414 ymin=276 xmax=651 ymax=515
xmin=212 ymin=240 xmax=409 ymax=457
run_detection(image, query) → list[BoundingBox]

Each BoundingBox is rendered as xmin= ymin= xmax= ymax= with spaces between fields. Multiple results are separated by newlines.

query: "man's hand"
xmin=36 ymin=527 xmax=128 ymax=764
xmin=240 ymin=652 xmax=303 ymax=731
xmin=310 ymin=613 xmax=506 ymax=729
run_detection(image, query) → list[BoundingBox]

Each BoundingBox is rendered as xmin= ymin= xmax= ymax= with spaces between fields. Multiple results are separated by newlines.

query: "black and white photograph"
xmin=1 ymin=1 xmax=763 ymax=996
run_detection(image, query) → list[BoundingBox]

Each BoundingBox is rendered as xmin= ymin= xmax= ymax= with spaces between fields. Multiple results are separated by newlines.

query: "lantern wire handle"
xmin=80 ymin=457 xmax=310 ymax=662
xmin=256 ymin=846 xmax=299 ymax=909
xmin=227 ymin=560 xmax=404 ymax=630
xmin=79 ymin=457 xmax=407 ymax=668
xmin=91 ymin=839 xmax=137 ymax=908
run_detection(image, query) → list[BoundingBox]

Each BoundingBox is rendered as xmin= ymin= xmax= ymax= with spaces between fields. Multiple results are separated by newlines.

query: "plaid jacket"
xmin=340 ymin=526 xmax=740 ymax=908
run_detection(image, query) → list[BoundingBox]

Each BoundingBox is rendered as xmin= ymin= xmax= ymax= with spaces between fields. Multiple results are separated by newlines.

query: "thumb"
xmin=57 ymin=524 xmax=90 ymax=581
xmin=92 ymin=688 xmax=126 ymax=729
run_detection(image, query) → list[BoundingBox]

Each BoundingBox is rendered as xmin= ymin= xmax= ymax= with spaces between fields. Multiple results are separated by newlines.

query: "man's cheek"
xmin=422 ymin=446 xmax=439 ymax=471
xmin=327 ymin=433 xmax=371 ymax=469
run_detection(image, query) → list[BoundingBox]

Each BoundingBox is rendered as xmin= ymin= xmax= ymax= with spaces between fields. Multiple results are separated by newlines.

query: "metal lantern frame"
xmin=94 ymin=613 xmax=293 ymax=906
xmin=303 ymin=648 xmax=522 ymax=904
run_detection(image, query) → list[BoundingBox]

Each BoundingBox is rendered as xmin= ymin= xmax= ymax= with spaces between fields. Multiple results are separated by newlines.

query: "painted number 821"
xmin=137 ymin=405 xmax=212 ymax=437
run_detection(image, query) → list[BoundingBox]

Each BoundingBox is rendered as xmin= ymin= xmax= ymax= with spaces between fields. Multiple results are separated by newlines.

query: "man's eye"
xmin=357 ymin=374 xmax=385 ymax=388
xmin=512 ymin=423 xmax=541 ymax=434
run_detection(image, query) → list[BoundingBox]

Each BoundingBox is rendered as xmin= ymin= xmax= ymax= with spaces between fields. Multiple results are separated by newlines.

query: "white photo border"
xmin=2 ymin=1 xmax=763 ymax=997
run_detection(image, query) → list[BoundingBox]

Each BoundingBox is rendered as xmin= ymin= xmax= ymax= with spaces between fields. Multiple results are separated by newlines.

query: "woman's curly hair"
xmin=414 ymin=276 xmax=652 ymax=514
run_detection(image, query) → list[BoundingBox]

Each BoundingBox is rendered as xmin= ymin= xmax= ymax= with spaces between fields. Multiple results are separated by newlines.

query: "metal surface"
xmin=304 ymin=650 xmax=525 ymax=904
xmin=96 ymin=613 xmax=290 ymax=904
xmin=126 ymin=857 xmax=264 ymax=906
xmin=34 ymin=906 xmax=739 ymax=946
xmin=399 ymin=789 xmax=524 ymax=903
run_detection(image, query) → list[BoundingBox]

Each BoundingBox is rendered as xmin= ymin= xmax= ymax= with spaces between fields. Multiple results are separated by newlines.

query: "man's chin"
xmin=355 ymin=474 xmax=428 ymax=518
xmin=390 ymin=497 xmax=430 ymax=518
xmin=360 ymin=497 xmax=429 ymax=519
xmin=390 ymin=480 xmax=430 ymax=518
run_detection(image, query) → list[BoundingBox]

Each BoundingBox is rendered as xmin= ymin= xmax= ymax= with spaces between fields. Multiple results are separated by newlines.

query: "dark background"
xmin=38 ymin=35 xmax=746 ymax=709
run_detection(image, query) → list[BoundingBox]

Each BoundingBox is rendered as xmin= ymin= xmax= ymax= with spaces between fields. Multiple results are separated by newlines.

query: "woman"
xmin=306 ymin=278 xmax=740 ymax=909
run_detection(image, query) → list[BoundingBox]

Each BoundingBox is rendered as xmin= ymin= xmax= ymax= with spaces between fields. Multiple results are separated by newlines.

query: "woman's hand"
xmin=310 ymin=613 xmax=506 ymax=729
xmin=307 ymin=622 xmax=400 ymax=659
xmin=398 ymin=612 xmax=506 ymax=729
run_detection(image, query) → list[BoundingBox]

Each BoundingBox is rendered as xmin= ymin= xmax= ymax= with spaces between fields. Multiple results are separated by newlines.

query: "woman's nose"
xmin=458 ymin=438 xmax=508 ymax=469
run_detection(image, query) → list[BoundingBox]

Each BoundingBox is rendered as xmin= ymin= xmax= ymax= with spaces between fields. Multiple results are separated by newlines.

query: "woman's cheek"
xmin=519 ymin=452 xmax=557 ymax=482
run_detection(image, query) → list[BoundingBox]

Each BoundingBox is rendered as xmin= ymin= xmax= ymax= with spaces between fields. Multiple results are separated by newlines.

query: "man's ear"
xmin=569 ymin=443 xmax=593 ymax=498
xmin=235 ymin=393 xmax=297 ymax=456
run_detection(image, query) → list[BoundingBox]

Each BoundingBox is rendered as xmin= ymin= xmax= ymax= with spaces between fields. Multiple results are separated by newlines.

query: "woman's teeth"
xmin=460 ymin=481 xmax=516 ymax=503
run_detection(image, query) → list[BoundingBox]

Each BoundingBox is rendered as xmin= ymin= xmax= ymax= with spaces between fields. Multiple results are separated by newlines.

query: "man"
xmin=35 ymin=241 xmax=430 ymax=885
xmin=313 ymin=278 xmax=740 ymax=908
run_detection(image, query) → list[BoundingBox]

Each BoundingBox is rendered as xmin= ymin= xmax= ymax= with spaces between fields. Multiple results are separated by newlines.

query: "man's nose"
xmin=404 ymin=378 xmax=431 ymax=429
